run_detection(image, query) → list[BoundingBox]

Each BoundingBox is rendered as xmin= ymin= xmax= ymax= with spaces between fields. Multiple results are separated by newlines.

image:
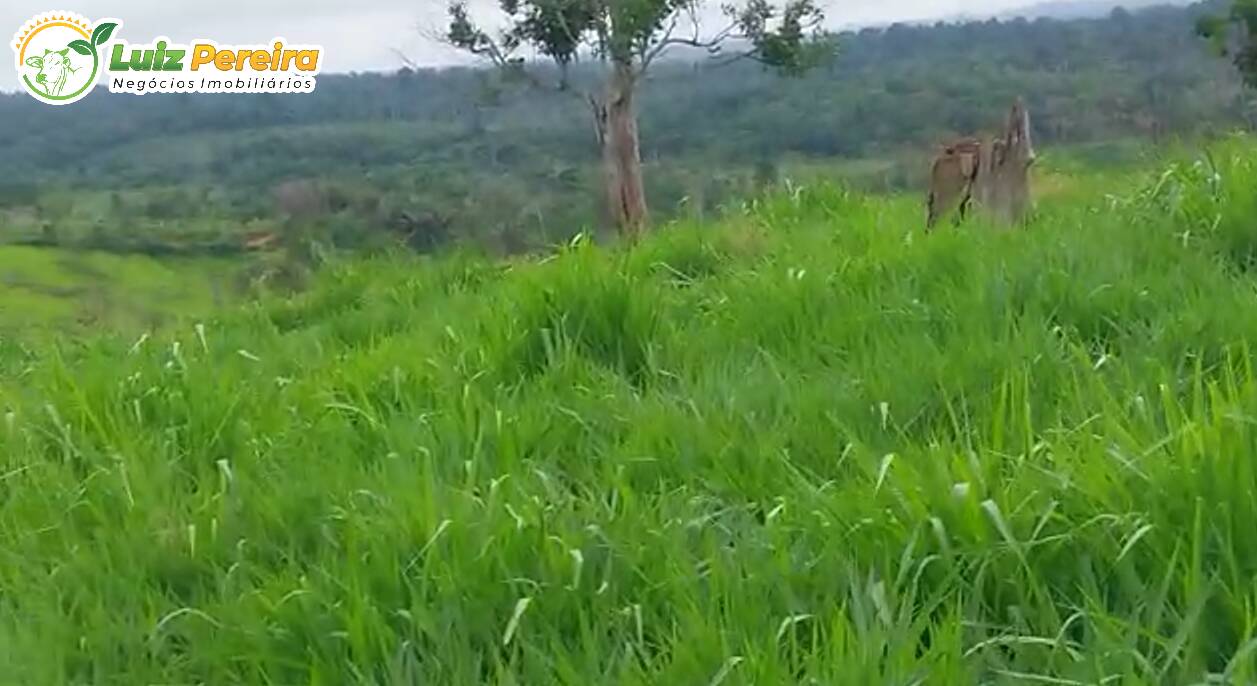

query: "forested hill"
xmin=995 ymin=0 xmax=1193 ymax=20
xmin=1 ymin=0 xmax=1246 ymax=251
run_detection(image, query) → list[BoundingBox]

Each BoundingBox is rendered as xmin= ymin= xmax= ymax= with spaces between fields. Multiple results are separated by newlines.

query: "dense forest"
xmin=0 ymin=0 xmax=1247 ymax=259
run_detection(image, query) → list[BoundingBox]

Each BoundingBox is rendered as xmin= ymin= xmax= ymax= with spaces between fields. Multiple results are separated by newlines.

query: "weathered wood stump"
xmin=927 ymin=99 xmax=1036 ymax=229
xmin=926 ymin=137 xmax=981 ymax=230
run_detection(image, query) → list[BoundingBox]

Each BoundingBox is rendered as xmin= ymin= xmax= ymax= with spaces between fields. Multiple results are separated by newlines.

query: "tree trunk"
xmin=972 ymin=99 xmax=1035 ymax=226
xmin=593 ymin=61 xmax=648 ymax=239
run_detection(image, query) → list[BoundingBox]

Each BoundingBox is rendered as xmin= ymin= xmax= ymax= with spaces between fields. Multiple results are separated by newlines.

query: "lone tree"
xmin=445 ymin=0 xmax=833 ymax=238
xmin=1197 ymin=0 xmax=1257 ymax=88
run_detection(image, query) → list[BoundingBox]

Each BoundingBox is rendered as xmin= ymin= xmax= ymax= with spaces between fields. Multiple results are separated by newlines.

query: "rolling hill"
xmin=4 ymin=139 xmax=1257 ymax=682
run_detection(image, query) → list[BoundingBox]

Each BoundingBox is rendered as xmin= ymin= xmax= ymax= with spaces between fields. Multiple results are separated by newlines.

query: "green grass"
xmin=0 ymin=246 xmax=238 ymax=336
xmin=5 ymin=140 xmax=1257 ymax=684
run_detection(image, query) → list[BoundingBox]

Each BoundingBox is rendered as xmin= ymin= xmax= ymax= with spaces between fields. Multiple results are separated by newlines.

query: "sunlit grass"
xmin=4 ymin=140 xmax=1257 ymax=683
xmin=0 ymin=246 xmax=235 ymax=335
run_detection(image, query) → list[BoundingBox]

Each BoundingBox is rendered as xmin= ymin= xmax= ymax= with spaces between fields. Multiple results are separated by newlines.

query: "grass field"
xmin=0 ymin=246 xmax=240 ymax=337
xmin=4 ymin=140 xmax=1257 ymax=684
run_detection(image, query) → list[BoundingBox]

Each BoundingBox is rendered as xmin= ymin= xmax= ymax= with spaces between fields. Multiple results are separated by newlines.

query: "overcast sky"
xmin=2 ymin=0 xmax=1047 ymax=91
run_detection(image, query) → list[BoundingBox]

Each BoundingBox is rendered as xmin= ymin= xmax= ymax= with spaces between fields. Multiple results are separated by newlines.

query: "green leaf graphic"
xmin=92 ymin=22 xmax=117 ymax=46
xmin=68 ymin=40 xmax=92 ymax=56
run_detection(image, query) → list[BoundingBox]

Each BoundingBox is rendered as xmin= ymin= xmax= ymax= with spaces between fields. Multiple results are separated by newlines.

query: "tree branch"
xmin=639 ymin=12 xmax=683 ymax=73
xmin=440 ymin=1 xmax=604 ymax=97
xmin=639 ymin=1 xmax=831 ymax=77
xmin=389 ymin=46 xmax=419 ymax=71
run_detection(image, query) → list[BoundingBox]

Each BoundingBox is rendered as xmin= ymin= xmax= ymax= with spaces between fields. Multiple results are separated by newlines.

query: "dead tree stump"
xmin=926 ymin=138 xmax=982 ymax=230
xmin=927 ymin=99 xmax=1036 ymax=229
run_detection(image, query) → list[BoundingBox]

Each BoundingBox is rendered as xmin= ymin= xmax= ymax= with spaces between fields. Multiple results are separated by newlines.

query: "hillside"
xmin=0 ymin=0 xmax=1242 ymax=258
xmin=0 ymin=247 xmax=239 ymax=336
xmin=4 ymin=140 xmax=1257 ymax=682
xmin=998 ymin=0 xmax=1195 ymax=20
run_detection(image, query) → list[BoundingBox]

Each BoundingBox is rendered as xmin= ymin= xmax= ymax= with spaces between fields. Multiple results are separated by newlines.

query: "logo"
xmin=12 ymin=11 xmax=323 ymax=106
xmin=12 ymin=12 xmax=116 ymax=105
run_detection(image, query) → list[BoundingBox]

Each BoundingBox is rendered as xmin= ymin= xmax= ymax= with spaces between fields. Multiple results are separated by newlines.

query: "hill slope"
xmin=0 ymin=247 xmax=239 ymax=336
xmin=2 ymin=0 xmax=1241 ymax=255
xmin=998 ymin=0 xmax=1195 ymax=20
xmin=4 ymin=143 xmax=1257 ymax=682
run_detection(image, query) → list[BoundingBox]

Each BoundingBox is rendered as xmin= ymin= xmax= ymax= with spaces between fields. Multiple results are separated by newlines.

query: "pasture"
xmin=3 ymin=141 xmax=1257 ymax=683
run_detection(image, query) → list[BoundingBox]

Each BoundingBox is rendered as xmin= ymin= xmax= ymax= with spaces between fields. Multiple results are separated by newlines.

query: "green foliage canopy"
xmin=1197 ymin=0 xmax=1257 ymax=87
xmin=447 ymin=0 xmax=833 ymax=79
